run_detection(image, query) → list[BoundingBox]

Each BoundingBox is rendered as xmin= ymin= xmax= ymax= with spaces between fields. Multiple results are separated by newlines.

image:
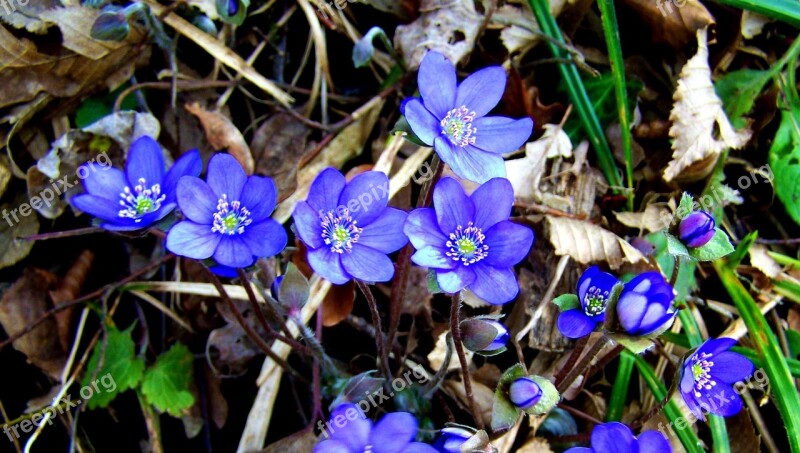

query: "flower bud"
xmin=616 ymin=271 xmax=676 ymax=336
xmin=433 ymin=427 xmax=473 ymax=453
xmin=90 ymin=11 xmax=130 ymax=41
xmin=270 ymin=275 xmax=283 ymax=301
xmin=509 ymin=376 xmax=542 ymax=410
xmin=679 ymin=211 xmax=716 ymax=248
xmin=460 ymin=318 xmax=508 ymax=354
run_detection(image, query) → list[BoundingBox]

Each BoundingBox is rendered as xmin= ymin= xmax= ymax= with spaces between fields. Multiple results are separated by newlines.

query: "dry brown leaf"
xmin=251 ymin=113 xmax=311 ymax=198
xmin=505 ymin=139 xmax=549 ymax=202
xmin=394 ymin=0 xmax=482 ymax=68
xmin=428 ymin=330 xmax=469 ymax=371
xmin=545 ymin=216 xmax=646 ymax=269
xmin=518 ymin=437 xmax=554 ymax=453
xmin=749 ymin=244 xmax=781 ymax=279
xmin=664 ymin=27 xmax=752 ymax=182
xmin=741 ymin=11 xmax=771 ymax=39
xmin=321 ymin=280 xmax=355 ymax=327
xmin=443 ymin=378 xmax=494 ymax=429
xmin=259 ymin=429 xmax=318 ymax=453
xmin=185 ymin=102 xmax=254 ymax=174
xmin=617 ymin=0 xmax=714 ymax=48
xmin=0 ymin=0 xmax=58 ymax=33
xmin=0 ymin=192 xmax=40 ymax=269
xmin=615 ymin=204 xmax=671 ymax=233
xmin=0 ymin=268 xmax=66 ymax=380
xmin=493 ymin=0 xmax=568 ymax=56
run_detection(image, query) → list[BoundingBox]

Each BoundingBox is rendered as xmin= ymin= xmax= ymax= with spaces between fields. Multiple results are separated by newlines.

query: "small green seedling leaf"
xmin=82 ymin=325 xmax=145 ymax=409
xmin=141 ymin=343 xmax=194 ymax=416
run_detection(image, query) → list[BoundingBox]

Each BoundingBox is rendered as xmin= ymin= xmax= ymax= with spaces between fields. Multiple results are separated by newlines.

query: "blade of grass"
xmin=527 ymin=0 xmax=623 ymax=192
xmin=627 ymin=350 xmax=703 ymax=453
xmin=711 ymin=0 xmax=800 ymax=28
xmin=606 ymin=351 xmax=634 ymax=421
xmin=713 ymin=258 xmax=800 ymax=452
xmin=774 ymin=279 xmax=800 ymax=304
xmin=768 ymin=251 xmax=800 ymax=269
xmin=596 ymin=0 xmax=634 ymax=210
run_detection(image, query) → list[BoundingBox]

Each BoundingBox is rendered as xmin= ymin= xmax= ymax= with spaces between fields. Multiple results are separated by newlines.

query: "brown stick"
xmin=355 ymin=280 xmax=393 ymax=382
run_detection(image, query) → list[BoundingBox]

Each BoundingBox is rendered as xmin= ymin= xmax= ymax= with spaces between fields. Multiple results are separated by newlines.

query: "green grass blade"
xmin=527 ymin=0 xmax=622 ymax=191
xmin=606 ymin=352 xmax=634 ymax=421
xmin=596 ymin=0 xmax=634 ymax=209
xmin=712 ymin=0 xmax=800 ymax=28
xmin=627 ymin=350 xmax=703 ymax=453
xmin=774 ymin=279 xmax=800 ymax=304
xmin=714 ymin=259 xmax=800 ymax=451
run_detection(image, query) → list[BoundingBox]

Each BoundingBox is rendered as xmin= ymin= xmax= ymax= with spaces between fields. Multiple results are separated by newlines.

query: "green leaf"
xmin=427 ymin=269 xmax=442 ymax=294
xmin=768 ymin=107 xmax=800 ymax=226
xmin=81 ymin=325 xmax=145 ymax=409
xmin=393 ymin=116 xmax=427 ymax=147
xmin=523 ymin=375 xmax=560 ymax=416
xmin=141 ymin=343 xmax=194 ymax=416
xmin=664 ymin=232 xmax=691 ymax=259
xmin=606 ymin=351 xmax=634 ymax=421
xmin=715 ymin=69 xmax=773 ymax=128
xmin=491 ymin=388 xmax=520 ymax=432
xmin=688 ymin=229 xmax=734 ymax=261
xmin=610 ymin=334 xmax=655 ymax=354
xmin=552 ymin=293 xmax=580 ymax=311
xmin=677 ymin=192 xmax=695 ymax=218
xmin=75 ymin=85 xmax=137 ymax=128
xmin=787 ymin=330 xmax=800 ymax=359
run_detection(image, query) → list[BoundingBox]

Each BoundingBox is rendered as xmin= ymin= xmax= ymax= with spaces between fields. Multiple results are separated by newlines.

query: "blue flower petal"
xmin=404 ymin=443 xmax=439 ymax=453
xmin=472 ymin=116 xmax=533 ymax=154
xmin=411 ymin=246 xmax=455 ymax=269
xmin=370 ymin=412 xmax=417 ymax=453
xmin=71 ymin=194 xmax=126 ymax=222
xmin=694 ymin=380 xmax=741 ymax=417
xmin=240 ymin=175 xmax=278 ymax=221
xmin=483 ymin=221 xmax=533 ymax=267
xmin=293 ymin=201 xmax=325 ymax=249
xmin=308 ymin=247 xmax=351 ymax=284
xmin=590 ymin=422 xmax=636 ymax=453
xmin=213 ymin=236 xmax=254 ymax=268
xmin=433 ymin=177 xmax=475 ymax=235
xmin=125 ymin=136 xmax=165 ymax=188
xmin=313 ymin=440 xmax=351 ymax=453
xmin=418 ymin=51 xmax=456 ymax=119
xmin=162 ymin=149 xmax=202 ymax=204
xmin=206 ymin=153 xmax=246 ymax=200
xmin=680 ymin=363 xmax=696 ymax=395
xmin=357 ymin=208 xmax=409 ymax=253
xmin=434 ymin=137 xmax=506 ymax=184
xmin=470 ymin=178 xmax=514 ymax=230
xmin=637 ymin=431 xmax=671 ymax=453
xmin=577 ymin=266 xmax=619 ymax=309
xmin=340 ymin=245 xmax=395 ymax=282
xmin=166 ymin=221 xmax=221 ymax=259
xmin=241 ymin=219 xmax=287 ymax=258
xmin=563 ymin=448 xmax=593 ymax=453
xmin=455 ymin=66 xmax=506 ymax=117
xmin=404 ymin=98 xmax=439 ymax=146
xmin=468 ymin=263 xmax=519 ymax=304
xmin=81 ymin=165 xmax=127 ymax=201
xmin=101 ymin=204 xmax=174 ymax=231
xmin=711 ymin=352 xmax=755 ymax=384
xmin=327 ymin=403 xmax=371 ymax=451
xmin=338 ymin=171 xmax=389 ymax=226
xmin=404 ymin=208 xmax=446 ymax=249
xmin=697 ymin=338 xmax=737 ymax=356
xmin=557 ymin=309 xmax=596 ymax=339
xmin=307 ymin=167 xmax=346 ymax=214
xmin=436 ymin=266 xmax=475 ymax=293
xmin=177 ymin=176 xmax=218 ymax=224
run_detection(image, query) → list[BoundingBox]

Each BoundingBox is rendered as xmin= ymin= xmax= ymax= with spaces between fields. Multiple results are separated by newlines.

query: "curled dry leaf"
xmin=427 ymin=330 xmax=469 ymax=372
xmin=614 ymin=204 xmax=671 ymax=233
xmin=545 ymin=215 xmax=646 ymax=270
xmin=0 ymin=268 xmax=66 ymax=380
xmin=749 ymin=244 xmax=781 ymax=279
xmin=49 ymin=250 xmax=94 ymax=352
xmin=443 ymin=377 xmax=494 ymax=429
xmin=394 ymin=0 xmax=482 ymax=68
xmin=617 ymin=0 xmax=714 ymax=48
xmin=186 ymin=102 xmax=254 ymax=174
xmin=663 ymin=27 xmax=752 ymax=182
xmin=493 ymin=0 xmax=568 ymax=56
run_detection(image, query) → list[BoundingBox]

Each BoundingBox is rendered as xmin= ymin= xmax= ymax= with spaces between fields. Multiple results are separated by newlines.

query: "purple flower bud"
xmin=679 ymin=211 xmax=716 ymax=248
xmin=460 ymin=318 xmax=509 ymax=354
xmin=509 ymin=377 xmax=542 ymax=410
xmin=270 ymin=275 xmax=283 ymax=300
xmin=617 ymin=272 xmax=676 ymax=336
xmin=227 ymin=0 xmax=239 ymax=16
xmin=433 ymin=427 xmax=473 ymax=453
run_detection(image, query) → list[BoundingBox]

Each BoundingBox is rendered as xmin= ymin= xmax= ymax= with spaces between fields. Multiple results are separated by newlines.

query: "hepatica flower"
xmin=72 ymin=136 xmax=201 ymax=231
xmin=557 ymin=266 xmax=619 ymax=339
xmin=166 ymin=153 xmax=287 ymax=268
xmin=679 ymin=338 xmax=755 ymax=420
xmin=293 ymin=168 xmax=408 ymax=284
xmin=564 ymin=422 xmax=671 ymax=453
xmin=314 ymin=403 xmax=436 ymax=453
xmin=433 ymin=427 xmax=473 ymax=453
xmin=404 ymin=177 xmax=533 ymax=304
xmin=509 ymin=377 xmax=542 ymax=410
xmin=616 ymin=271 xmax=676 ymax=336
xmin=402 ymin=51 xmax=533 ymax=183
xmin=679 ymin=210 xmax=716 ymax=248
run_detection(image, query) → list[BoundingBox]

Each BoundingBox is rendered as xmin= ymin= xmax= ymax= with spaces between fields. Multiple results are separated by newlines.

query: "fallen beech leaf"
xmin=615 ymin=204 xmax=671 ymax=233
xmin=0 ymin=268 xmax=66 ymax=379
xmin=0 ymin=192 xmax=40 ymax=269
xmin=505 ymin=138 xmax=550 ymax=202
xmin=493 ymin=0 xmax=568 ymax=56
xmin=749 ymin=244 xmax=781 ymax=279
xmin=545 ymin=216 xmax=646 ymax=269
xmin=260 ymin=429 xmax=318 ymax=453
xmin=0 ymin=0 xmax=57 ymax=33
xmin=251 ymin=113 xmax=311 ymax=198
xmin=618 ymin=0 xmax=714 ymax=48
xmin=186 ymin=102 xmax=254 ymax=174
xmin=664 ymin=28 xmax=751 ymax=182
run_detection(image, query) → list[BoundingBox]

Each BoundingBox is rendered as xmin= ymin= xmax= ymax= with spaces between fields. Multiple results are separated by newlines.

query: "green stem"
xmin=606 ymin=352 xmax=634 ymax=421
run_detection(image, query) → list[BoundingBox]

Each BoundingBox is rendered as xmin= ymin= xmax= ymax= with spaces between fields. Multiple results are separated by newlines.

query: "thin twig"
xmin=556 ymin=336 xmax=609 ymax=393
xmin=450 ymin=293 xmax=484 ymax=430
xmin=355 ymin=280 xmax=393 ymax=382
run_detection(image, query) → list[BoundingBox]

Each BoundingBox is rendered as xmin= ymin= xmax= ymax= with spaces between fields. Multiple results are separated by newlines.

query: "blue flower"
xmin=509 ymin=377 xmax=542 ymax=410
xmin=403 ymin=177 xmax=534 ymax=304
xmin=616 ymin=271 xmax=676 ymax=336
xmin=165 ymin=153 xmax=287 ymax=269
xmin=292 ymin=168 xmax=408 ymax=284
xmin=679 ymin=338 xmax=755 ymax=420
xmin=460 ymin=318 xmax=508 ymax=354
xmin=433 ymin=427 xmax=473 ymax=453
xmin=402 ymin=51 xmax=533 ymax=183
xmin=71 ymin=136 xmax=201 ymax=231
xmin=679 ymin=211 xmax=716 ymax=248
xmin=314 ymin=403 xmax=437 ymax=453
xmin=564 ymin=422 xmax=671 ymax=453
xmin=557 ymin=266 xmax=619 ymax=339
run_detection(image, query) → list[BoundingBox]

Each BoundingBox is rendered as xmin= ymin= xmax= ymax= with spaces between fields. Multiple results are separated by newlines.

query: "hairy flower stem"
xmin=451 ymin=292 xmax=485 ymax=430
xmin=556 ymin=335 xmax=610 ymax=393
xmin=386 ymin=156 xmax=443 ymax=360
xmin=553 ymin=335 xmax=589 ymax=384
xmin=356 ymin=279 xmax=394 ymax=382
xmin=202 ymin=266 xmax=308 ymax=384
